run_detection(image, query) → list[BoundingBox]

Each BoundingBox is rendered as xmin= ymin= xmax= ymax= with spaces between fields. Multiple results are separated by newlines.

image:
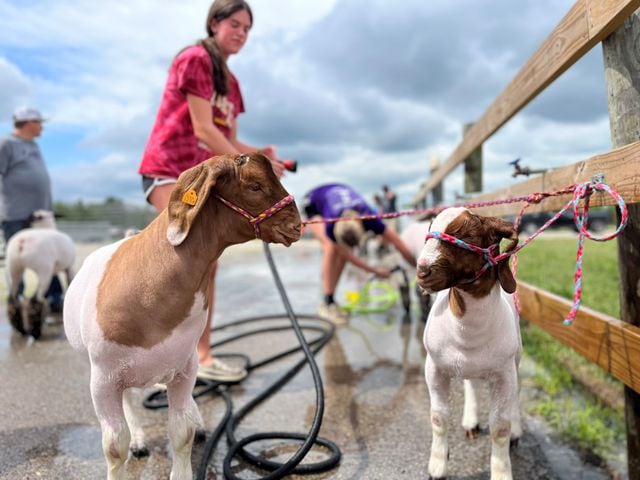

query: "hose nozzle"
xmin=279 ymin=159 xmax=297 ymax=173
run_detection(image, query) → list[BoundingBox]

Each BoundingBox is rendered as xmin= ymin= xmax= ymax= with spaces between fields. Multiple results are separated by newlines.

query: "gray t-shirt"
xmin=0 ymin=134 xmax=52 ymax=221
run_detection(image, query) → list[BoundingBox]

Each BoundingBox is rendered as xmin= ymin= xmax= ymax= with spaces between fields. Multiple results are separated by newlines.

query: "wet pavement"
xmin=0 ymin=239 xmax=616 ymax=479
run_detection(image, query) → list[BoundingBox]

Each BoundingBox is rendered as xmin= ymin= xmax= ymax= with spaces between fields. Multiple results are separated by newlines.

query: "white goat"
xmin=417 ymin=207 xmax=521 ymax=480
xmin=6 ymin=210 xmax=75 ymax=338
xmin=63 ymin=153 xmax=301 ymax=480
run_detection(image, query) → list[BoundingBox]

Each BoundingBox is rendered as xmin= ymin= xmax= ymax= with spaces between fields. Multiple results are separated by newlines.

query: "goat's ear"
xmin=487 ymin=217 xmax=519 ymax=294
xmin=166 ymin=158 xmax=228 ymax=246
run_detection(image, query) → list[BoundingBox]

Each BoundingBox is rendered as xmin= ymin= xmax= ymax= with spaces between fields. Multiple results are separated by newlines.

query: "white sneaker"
xmin=317 ymin=303 xmax=349 ymax=325
xmin=197 ymin=358 xmax=247 ymax=383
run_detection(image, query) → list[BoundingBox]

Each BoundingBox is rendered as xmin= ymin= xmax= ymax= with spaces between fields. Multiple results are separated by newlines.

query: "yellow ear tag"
xmin=182 ymin=189 xmax=198 ymax=206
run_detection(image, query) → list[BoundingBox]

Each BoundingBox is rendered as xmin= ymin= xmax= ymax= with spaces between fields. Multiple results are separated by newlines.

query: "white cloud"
xmin=0 ymin=0 xmax=618 ymax=216
xmin=0 ymin=57 xmax=32 ymax=118
xmin=50 ymin=152 xmax=141 ymax=204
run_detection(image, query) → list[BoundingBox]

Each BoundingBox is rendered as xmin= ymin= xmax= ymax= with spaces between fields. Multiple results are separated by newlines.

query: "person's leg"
xmin=318 ymin=243 xmax=349 ymax=324
xmin=2 ymin=219 xmax=30 ymax=295
xmin=2 ymin=219 xmax=28 ymax=244
xmin=305 ymin=218 xmax=349 ymax=324
xmin=194 ymin=265 xmax=246 ymax=382
xmin=197 ymin=262 xmax=217 ymax=365
xmin=45 ymin=276 xmax=64 ymax=312
xmin=324 ymin=243 xmax=347 ymax=298
xmin=147 ymin=182 xmax=175 ymax=213
xmin=306 ymin=221 xmax=344 ymax=301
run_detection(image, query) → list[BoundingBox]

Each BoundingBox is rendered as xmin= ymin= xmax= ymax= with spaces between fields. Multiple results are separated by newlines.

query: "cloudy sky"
xmin=0 ymin=0 xmax=615 ymax=211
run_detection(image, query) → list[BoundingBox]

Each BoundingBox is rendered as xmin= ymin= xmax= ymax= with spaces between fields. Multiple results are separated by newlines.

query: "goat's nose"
xmin=417 ymin=263 xmax=431 ymax=279
xmin=288 ymin=223 xmax=301 ymax=235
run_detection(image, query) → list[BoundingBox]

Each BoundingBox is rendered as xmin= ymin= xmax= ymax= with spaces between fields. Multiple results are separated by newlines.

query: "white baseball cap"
xmin=12 ymin=107 xmax=46 ymax=123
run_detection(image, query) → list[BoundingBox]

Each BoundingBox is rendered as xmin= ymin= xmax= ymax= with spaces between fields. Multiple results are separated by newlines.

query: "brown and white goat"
xmin=417 ymin=207 xmax=521 ymax=480
xmin=63 ymin=153 xmax=301 ymax=480
xmin=6 ymin=210 xmax=75 ymax=339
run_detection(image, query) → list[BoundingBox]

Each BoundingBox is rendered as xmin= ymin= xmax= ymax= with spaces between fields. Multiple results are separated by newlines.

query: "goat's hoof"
xmin=510 ymin=437 xmax=520 ymax=448
xmin=9 ymin=322 xmax=26 ymax=335
xmin=30 ymin=327 xmax=42 ymax=340
xmin=194 ymin=428 xmax=207 ymax=443
xmin=428 ymin=476 xmax=446 ymax=480
xmin=130 ymin=445 xmax=150 ymax=458
xmin=464 ymin=424 xmax=480 ymax=440
xmin=9 ymin=317 xmax=26 ymax=335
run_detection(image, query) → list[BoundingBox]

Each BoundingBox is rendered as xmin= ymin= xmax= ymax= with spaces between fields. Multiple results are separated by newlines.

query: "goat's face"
xmin=417 ymin=207 xmax=518 ymax=294
xmin=166 ymin=153 xmax=301 ymax=247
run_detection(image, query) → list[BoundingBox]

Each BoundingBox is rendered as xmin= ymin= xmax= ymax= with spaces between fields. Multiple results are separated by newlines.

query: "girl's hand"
xmin=261 ymin=144 xmax=277 ymax=159
xmin=374 ymin=267 xmax=391 ymax=279
xmin=259 ymin=145 xmax=285 ymax=178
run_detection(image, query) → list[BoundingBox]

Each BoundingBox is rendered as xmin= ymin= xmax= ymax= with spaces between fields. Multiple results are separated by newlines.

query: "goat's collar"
xmin=425 ymin=231 xmax=502 ymax=284
xmin=214 ymin=193 xmax=294 ymax=238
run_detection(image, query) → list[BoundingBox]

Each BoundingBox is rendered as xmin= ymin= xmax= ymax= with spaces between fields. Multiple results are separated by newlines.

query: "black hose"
xmin=220 ymin=242 xmax=340 ymax=479
xmin=142 ymin=242 xmax=342 ymax=479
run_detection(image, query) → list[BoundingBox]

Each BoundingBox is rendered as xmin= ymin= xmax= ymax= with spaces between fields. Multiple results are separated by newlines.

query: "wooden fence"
xmin=412 ymin=1 xmax=640 ymax=475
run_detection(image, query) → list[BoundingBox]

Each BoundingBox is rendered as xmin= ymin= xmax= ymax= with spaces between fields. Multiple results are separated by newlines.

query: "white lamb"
xmin=5 ymin=210 xmax=75 ymax=338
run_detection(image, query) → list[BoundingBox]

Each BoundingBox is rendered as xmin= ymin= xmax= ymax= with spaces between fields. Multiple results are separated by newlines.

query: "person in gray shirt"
xmin=0 ymin=107 xmax=63 ymax=312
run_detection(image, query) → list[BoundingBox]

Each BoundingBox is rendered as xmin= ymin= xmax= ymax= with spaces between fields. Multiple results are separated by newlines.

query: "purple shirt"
xmin=302 ymin=183 xmax=385 ymax=242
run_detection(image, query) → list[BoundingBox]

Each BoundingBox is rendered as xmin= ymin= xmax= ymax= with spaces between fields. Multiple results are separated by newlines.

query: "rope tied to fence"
xmin=300 ymin=186 xmax=580 ymax=229
xmin=561 ymin=181 xmax=627 ymax=324
xmin=301 ymin=180 xmax=627 ymax=325
xmin=425 ymin=180 xmax=628 ymax=325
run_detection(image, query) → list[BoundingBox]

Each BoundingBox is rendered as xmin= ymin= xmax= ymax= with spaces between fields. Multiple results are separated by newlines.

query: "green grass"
xmin=515 ymin=235 xmax=625 ymax=462
xmin=532 ymin=397 xmax=621 ymax=454
xmin=515 ymin=236 xmax=620 ymax=317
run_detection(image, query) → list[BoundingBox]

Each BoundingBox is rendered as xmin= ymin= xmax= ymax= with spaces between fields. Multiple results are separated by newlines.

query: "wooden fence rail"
xmin=413 ymin=0 xmax=640 ymax=203
xmin=518 ymin=281 xmax=640 ymax=393
xmin=468 ymin=140 xmax=640 ymax=217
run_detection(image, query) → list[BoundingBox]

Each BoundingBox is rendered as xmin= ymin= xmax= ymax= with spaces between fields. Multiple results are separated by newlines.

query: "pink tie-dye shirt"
xmin=139 ymin=45 xmax=245 ymax=178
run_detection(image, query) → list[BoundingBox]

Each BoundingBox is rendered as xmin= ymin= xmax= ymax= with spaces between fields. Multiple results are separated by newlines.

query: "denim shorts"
xmin=141 ymin=175 xmax=177 ymax=204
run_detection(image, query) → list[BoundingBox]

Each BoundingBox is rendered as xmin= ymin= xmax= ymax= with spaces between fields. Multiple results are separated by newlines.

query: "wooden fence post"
xmin=602 ymin=9 xmax=640 ymax=477
xmin=463 ymin=123 xmax=483 ymax=194
xmin=430 ymin=155 xmax=443 ymax=206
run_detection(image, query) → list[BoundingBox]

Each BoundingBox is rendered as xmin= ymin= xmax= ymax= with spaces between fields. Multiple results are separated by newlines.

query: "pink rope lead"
xmin=563 ymin=182 xmax=627 ymax=325
xmin=301 ymin=186 xmax=578 ymax=228
xmin=424 ymin=181 xmax=628 ymax=326
xmin=302 ymin=181 xmax=627 ymax=325
xmin=508 ymin=182 xmax=627 ymax=324
xmin=214 ymin=194 xmax=295 ymax=238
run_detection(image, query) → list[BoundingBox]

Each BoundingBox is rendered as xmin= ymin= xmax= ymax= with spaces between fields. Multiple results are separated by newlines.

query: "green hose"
xmin=341 ymin=280 xmax=399 ymax=313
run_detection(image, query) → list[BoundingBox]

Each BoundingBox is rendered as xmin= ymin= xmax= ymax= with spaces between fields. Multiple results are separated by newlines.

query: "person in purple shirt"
xmin=302 ymin=183 xmax=416 ymax=325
